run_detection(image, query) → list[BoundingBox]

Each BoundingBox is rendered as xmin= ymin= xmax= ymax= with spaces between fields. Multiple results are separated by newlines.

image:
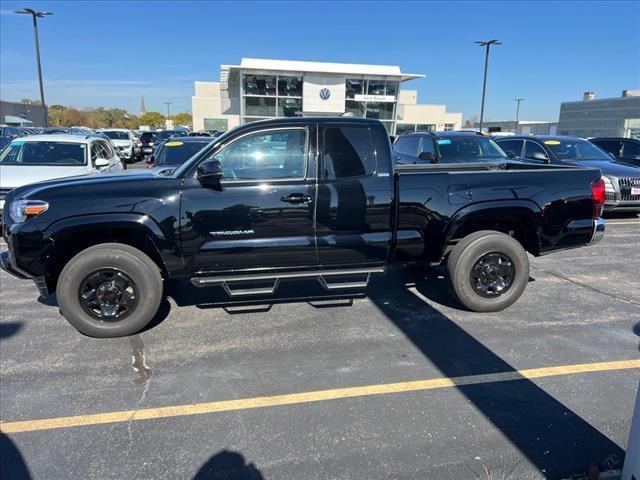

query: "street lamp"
xmin=164 ymin=102 xmax=172 ymax=128
xmin=15 ymin=8 xmax=53 ymax=127
xmin=475 ymin=39 xmax=502 ymax=133
xmin=513 ymin=98 xmax=524 ymax=132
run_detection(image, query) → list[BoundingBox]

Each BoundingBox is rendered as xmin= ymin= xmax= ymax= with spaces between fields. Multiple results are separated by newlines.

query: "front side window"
xmin=592 ymin=140 xmax=622 ymax=156
xmin=419 ymin=137 xmax=435 ymax=156
xmin=435 ymin=136 xmax=507 ymax=163
xmin=323 ymin=127 xmax=375 ymax=179
xmin=622 ymin=141 xmax=640 ymax=158
xmin=524 ymin=141 xmax=548 ymax=159
xmin=214 ymin=129 xmax=307 ymax=180
xmin=394 ymin=136 xmax=419 ymax=155
xmin=496 ymin=139 xmax=523 ymax=156
xmin=0 ymin=141 xmax=87 ymax=166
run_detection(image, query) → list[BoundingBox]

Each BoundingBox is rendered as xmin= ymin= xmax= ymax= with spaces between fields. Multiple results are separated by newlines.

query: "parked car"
xmin=152 ymin=130 xmax=183 ymax=150
xmin=99 ymin=129 xmax=141 ymax=163
xmin=1 ymin=125 xmax=26 ymax=140
xmin=188 ymin=131 xmax=212 ymax=137
xmin=0 ymin=134 xmax=123 ymax=220
xmin=589 ymin=137 xmax=640 ymax=167
xmin=1 ymin=118 xmax=606 ymax=337
xmin=89 ymin=133 xmax=127 ymax=169
xmin=41 ymin=127 xmax=71 ymax=134
xmin=139 ymin=131 xmax=158 ymax=157
xmin=495 ymin=135 xmax=640 ymax=212
xmin=146 ymin=136 xmax=211 ymax=170
xmin=393 ymin=131 xmax=519 ymax=165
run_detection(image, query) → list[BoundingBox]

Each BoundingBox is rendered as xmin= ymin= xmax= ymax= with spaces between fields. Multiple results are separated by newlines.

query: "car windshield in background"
xmin=0 ymin=141 xmax=87 ymax=166
xmin=154 ymin=141 xmax=210 ymax=166
xmin=544 ymin=139 xmax=611 ymax=161
xmin=141 ymin=132 xmax=157 ymax=141
xmin=156 ymin=131 xmax=179 ymax=141
xmin=103 ymin=131 xmax=129 ymax=140
xmin=436 ymin=136 xmax=507 ymax=163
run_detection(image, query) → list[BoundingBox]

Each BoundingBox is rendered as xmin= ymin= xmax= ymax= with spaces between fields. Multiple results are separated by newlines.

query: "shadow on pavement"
xmin=0 ymin=433 xmax=31 ymax=480
xmin=0 ymin=322 xmax=23 ymax=338
xmin=368 ymin=268 xmax=624 ymax=478
xmin=193 ymin=449 xmax=263 ymax=480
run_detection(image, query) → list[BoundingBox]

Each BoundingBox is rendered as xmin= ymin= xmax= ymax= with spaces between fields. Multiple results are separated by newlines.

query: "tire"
xmin=57 ymin=243 xmax=163 ymax=337
xmin=447 ymin=230 xmax=529 ymax=312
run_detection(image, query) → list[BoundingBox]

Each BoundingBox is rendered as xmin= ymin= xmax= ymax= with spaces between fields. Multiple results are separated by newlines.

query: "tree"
xmin=140 ymin=112 xmax=165 ymax=128
xmin=61 ymin=108 xmax=86 ymax=127
xmin=48 ymin=105 xmax=65 ymax=126
xmin=172 ymin=112 xmax=192 ymax=128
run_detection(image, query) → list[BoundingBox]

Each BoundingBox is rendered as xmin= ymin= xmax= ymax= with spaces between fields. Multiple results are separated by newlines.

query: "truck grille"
xmin=619 ymin=177 xmax=640 ymax=201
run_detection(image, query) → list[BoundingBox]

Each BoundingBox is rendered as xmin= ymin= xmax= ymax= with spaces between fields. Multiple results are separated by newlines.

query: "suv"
xmin=100 ymin=129 xmax=141 ymax=163
xmin=495 ymin=135 xmax=640 ymax=212
xmin=393 ymin=131 xmax=518 ymax=165
xmin=589 ymin=137 xmax=640 ymax=167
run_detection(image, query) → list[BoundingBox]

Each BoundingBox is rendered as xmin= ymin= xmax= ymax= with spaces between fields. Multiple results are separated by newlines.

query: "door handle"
xmin=281 ymin=193 xmax=312 ymax=204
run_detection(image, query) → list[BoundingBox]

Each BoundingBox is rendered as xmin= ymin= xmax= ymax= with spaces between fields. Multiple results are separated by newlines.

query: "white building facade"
xmin=192 ymin=58 xmax=462 ymax=134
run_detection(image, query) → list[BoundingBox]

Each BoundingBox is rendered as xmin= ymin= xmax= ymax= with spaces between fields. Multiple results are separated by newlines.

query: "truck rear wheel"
xmin=57 ymin=243 xmax=163 ymax=337
xmin=447 ymin=230 xmax=529 ymax=312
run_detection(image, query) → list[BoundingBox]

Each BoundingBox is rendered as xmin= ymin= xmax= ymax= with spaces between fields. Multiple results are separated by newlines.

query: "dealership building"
xmin=192 ymin=58 xmax=462 ymax=134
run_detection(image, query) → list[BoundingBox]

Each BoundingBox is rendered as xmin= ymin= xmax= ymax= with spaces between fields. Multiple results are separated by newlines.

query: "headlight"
xmin=602 ymin=176 xmax=615 ymax=194
xmin=9 ymin=200 xmax=49 ymax=223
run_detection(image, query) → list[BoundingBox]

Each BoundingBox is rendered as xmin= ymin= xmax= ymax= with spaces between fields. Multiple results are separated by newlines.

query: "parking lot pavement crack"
xmin=531 ymin=266 xmax=640 ymax=309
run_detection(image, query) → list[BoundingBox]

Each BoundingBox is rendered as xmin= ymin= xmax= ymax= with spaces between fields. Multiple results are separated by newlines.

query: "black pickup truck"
xmin=1 ymin=118 xmax=606 ymax=337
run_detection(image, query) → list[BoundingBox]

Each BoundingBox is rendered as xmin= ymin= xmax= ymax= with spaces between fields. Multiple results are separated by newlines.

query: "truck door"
xmin=315 ymin=123 xmax=394 ymax=267
xmin=180 ymin=126 xmax=318 ymax=273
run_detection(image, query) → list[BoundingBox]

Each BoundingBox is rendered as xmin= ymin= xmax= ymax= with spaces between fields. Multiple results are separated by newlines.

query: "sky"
xmin=1 ymin=0 xmax=639 ymax=121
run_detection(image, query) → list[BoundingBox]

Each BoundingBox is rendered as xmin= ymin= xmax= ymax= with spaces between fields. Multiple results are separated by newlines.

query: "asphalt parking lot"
xmin=1 ymin=215 xmax=639 ymax=480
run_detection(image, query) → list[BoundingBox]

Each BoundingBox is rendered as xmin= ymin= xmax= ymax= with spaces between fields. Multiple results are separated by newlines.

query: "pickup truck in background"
xmin=1 ymin=118 xmax=606 ymax=337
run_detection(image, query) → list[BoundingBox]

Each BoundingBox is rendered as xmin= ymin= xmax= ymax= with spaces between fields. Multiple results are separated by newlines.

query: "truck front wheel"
xmin=57 ymin=243 xmax=163 ymax=337
xmin=447 ymin=231 xmax=529 ymax=312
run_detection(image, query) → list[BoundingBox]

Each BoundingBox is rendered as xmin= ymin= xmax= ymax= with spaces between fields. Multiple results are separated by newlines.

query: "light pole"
xmin=514 ymin=98 xmax=524 ymax=133
xmin=15 ymin=8 xmax=53 ymax=127
xmin=475 ymin=39 xmax=502 ymax=133
xmin=164 ymin=102 xmax=172 ymax=128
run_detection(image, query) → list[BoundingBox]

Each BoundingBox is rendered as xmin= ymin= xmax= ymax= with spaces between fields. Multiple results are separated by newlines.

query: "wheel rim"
xmin=79 ymin=268 xmax=139 ymax=321
xmin=470 ymin=252 xmax=515 ymax=298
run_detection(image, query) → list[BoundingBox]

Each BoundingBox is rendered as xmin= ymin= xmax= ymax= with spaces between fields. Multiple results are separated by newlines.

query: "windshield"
xmin=103 ymin=131 xmax=130 ymax=140
xmin=0 ymin=141 xmax=87 ymax=166
xmin=544 ymin=139 xmax=611 ymax=161
xmin=436 ymin=136 xmax=507 ymax=162
xmin=155 ymin=141 xmax=210 ymax=166
xmin=141 ymin=132 xmax=156 ymax=141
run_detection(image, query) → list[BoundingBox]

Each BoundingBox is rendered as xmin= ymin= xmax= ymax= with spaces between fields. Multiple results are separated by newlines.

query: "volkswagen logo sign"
xmin=319 ymin=88 xmax=331 ymax=100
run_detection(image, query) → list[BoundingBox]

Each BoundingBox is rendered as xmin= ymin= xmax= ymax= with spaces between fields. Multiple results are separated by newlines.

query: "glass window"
xmin=277 ymin=98 xmax=302 ymax=117
xmin=385 ymin=81 xmax=398 ymax=98
xmin=497 ymin=139 xmax=523 ymax=156
xmin=524 ymin=141 xmax=548 ymax=160
xmin=346 ymin=79 xmax=364 ymax=99
xmin=99 ymin=140 xmax=115 ymax=158
xmin=215 ymin=129 xmax=307 ymax=180
xmin=435 ymin=136 xmax=507 ymax=163
xmin=243 ymin=75 xmax=276 ymax=96
xmin=419 ymin=136 xmax=435 ymax=155
xmin=592 ymin=140 xmax=622 ymax=156
xmin=622 ymin=140 xmax=640 ymax=157
xmin=367 ymin=80 xmax=385 ymax=96
xmin=365 ymin=102 xmax=394 ymax=120
xmin=416 ymin=124 xmax=436 ymax=132
xmin=395 ymin=136 xmax=420 ymax=155
xmin=277 ymin=76 xmax=302 ymax=97
xmin=323 ymin=127 xmax=375 ymax=179
xmin=381 ymin=121 xmax=394 ymax=134
xmin=103 ymin=131 xmax=129 ymax=140
xmin=345 ymin=100 xmax=366 ymax=118
xmin=155 ymin=141 xmax=209 ymax=166
xmin=444 ymin=124 xmax=456 ymax=131
xmin=395 ymin=124 xmax=415 ymax=135
xmin=0 ymin=141 xmax=87 ymax=166
xmin=244 ymin=97 xmax=276 ymax=117
xmin=545 ymin=138 xmax=616 ymax=161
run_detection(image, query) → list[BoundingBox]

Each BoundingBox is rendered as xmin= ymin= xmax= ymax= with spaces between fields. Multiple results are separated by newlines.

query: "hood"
xmin=111 ymin=139 xmax=132 ymax=147
xmin=10 ymin=169 xmax=160 ymax=199
xmin=0 ymin=165 xmax=92 ymax=189
xmin=567 ymin=159 xmax=640 ymax=177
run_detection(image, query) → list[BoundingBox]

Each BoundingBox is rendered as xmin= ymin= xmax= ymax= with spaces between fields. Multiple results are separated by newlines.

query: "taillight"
xmin=591 ymin=178 xmax=605 ymax=218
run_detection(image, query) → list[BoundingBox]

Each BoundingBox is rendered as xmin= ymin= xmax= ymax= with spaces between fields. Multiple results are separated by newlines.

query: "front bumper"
xmin=0 ymin=250 xmax=29 ymax=279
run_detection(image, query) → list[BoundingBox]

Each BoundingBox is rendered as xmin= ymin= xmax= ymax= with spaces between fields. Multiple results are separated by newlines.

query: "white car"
xmin=99 ymin=129 xmax=141 ymax=164
xmin=0 ymin=134 xmax=123 ymax=216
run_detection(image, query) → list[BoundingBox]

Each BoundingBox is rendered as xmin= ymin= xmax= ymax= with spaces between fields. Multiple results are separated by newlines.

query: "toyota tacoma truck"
xmin=1 ymin=118 xmax=606 ymax=337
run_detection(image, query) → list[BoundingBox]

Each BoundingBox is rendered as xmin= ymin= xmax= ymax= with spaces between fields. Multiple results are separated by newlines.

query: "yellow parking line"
xmin=1 ymin=359 xmax=638 ymax=434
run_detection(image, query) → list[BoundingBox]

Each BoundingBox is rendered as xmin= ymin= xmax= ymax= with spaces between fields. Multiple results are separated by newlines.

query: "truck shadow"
xmin=169 ymin=267 xmax=624 ymax=478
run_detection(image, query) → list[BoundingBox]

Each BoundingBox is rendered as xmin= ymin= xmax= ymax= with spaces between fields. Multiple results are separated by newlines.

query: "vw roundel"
xmin=319 ymin=88 xmax=331 ymax=100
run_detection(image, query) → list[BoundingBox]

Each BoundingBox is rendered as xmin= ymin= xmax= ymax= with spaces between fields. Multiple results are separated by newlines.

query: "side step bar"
xmin=191 ymin=266 xmax=385 ymax=297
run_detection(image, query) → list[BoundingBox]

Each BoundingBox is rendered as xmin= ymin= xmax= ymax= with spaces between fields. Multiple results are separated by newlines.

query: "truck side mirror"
xmin=197 ymin=159 xmax=223 ymax=189
xmin=419 ymin=151 xmax=436 ymax=162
